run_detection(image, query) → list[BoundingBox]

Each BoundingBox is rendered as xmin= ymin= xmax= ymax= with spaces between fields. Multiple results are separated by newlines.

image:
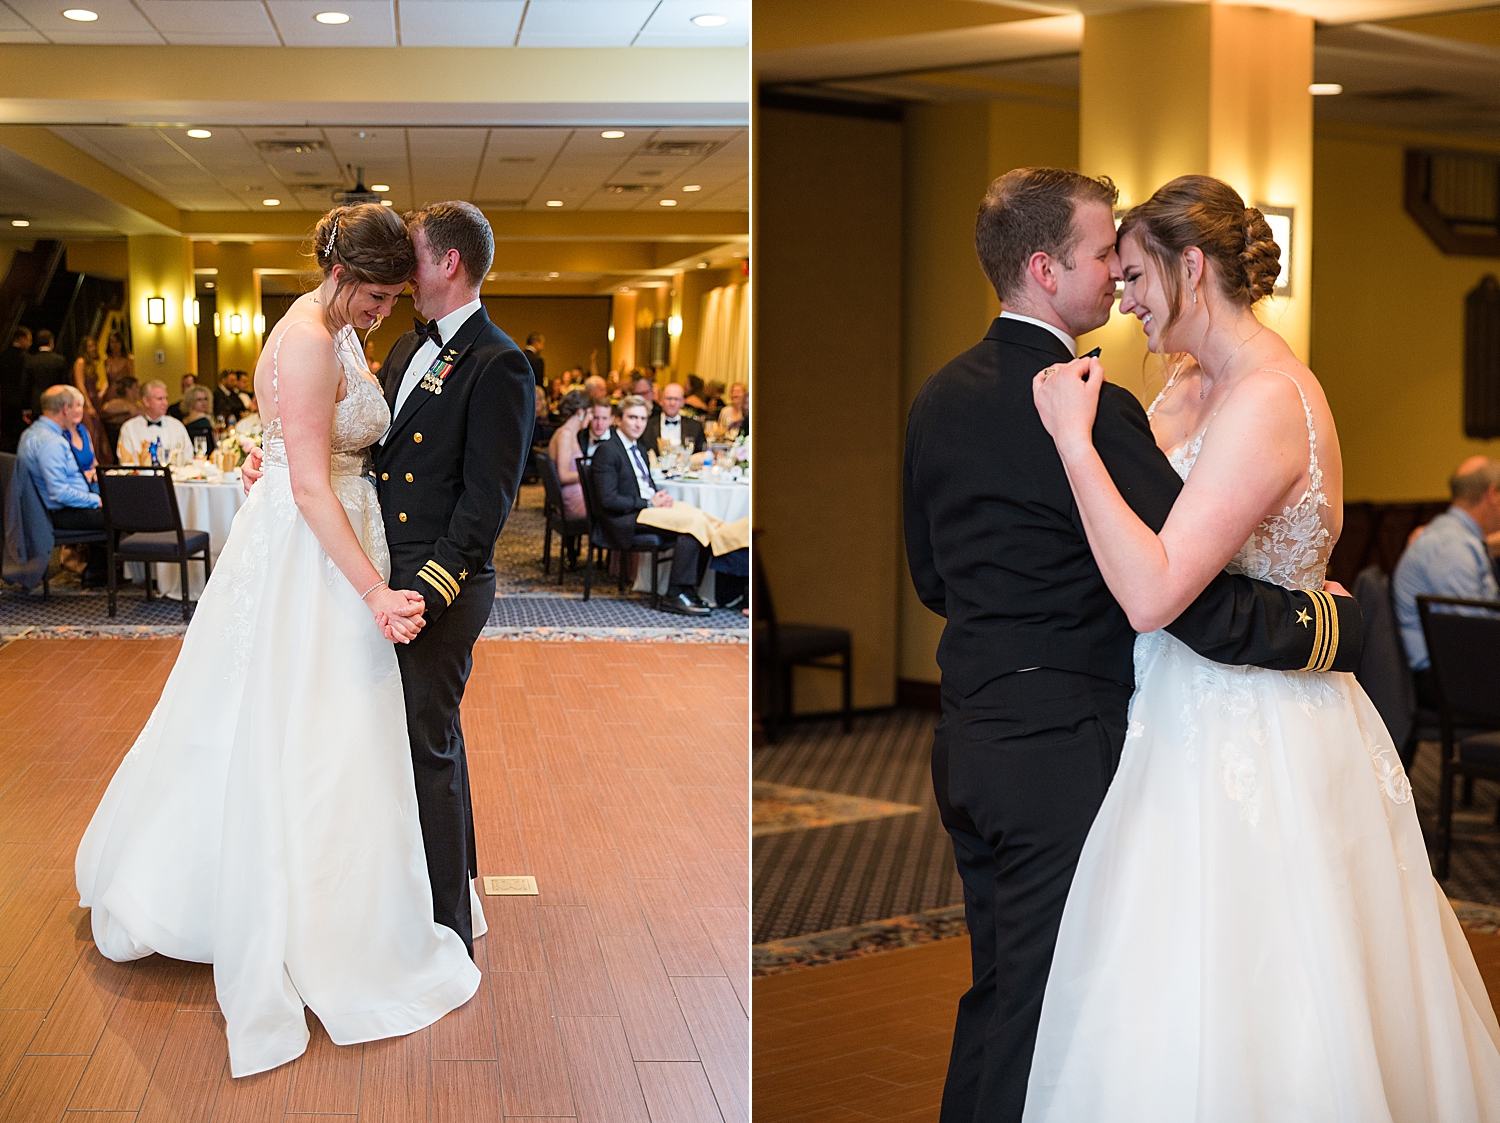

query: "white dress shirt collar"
xmin=433 ymin=297 xmax=483 ymax=345
xmin=1000 ymin=310 xmax=1078 ymax=358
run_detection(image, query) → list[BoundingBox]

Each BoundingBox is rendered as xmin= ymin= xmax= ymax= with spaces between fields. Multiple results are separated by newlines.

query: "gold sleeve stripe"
xmin=419 ymin=562 xmax=460 ymax=602
xmin=1300 ymin=590 xmax=1327 ymax=672
xmin=1318 ymin=590 xmax=1341 ymax=672
xmin=417 ymin=567 xmax=456 ymax=606
xmin=425 ymin=560 xmax=462 ymax=596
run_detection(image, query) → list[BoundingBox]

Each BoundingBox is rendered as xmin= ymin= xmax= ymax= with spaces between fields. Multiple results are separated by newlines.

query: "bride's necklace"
xmin=1199 ymin=325 xmax=1264 ymax=399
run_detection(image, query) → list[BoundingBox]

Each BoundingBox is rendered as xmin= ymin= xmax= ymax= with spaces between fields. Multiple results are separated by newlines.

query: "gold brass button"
xmin=399 ymin=512 xmax=407 ymax=522
xmin=381 ymin=472 xmax=389 ymax=480
xmin=405 ymin=472 xmax=413 ymax=482
xmin=413 ymin=433 xmax=423 ymax=443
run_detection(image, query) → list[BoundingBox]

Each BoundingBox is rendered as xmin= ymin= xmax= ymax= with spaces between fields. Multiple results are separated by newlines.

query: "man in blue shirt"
xmin=1393 ymin=455 xmax=1500 ymax=708
xmin=17 ymin=383 xmax=105 ymax=583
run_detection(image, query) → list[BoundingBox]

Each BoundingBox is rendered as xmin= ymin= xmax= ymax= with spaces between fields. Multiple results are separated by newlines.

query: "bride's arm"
xmin=1035 ymin=358 xmax=1307 ymax=633
xmin=274 ymin=324 xmax=424 ymax=641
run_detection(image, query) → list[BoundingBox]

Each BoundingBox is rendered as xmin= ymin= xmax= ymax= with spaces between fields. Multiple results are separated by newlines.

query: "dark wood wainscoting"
xmin=1328 ymin=500 xmax=1449 ymax=587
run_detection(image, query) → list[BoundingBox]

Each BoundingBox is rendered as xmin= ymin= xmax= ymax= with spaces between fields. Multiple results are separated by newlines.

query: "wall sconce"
xmin=229 ymin=313 xmax=244 ymax=335
xmin=193 ymin=300 xmax=200 ymax=326
xmin=213 ymin=312 xmax=221 ymax=338
xmin=668 ymin=314 xmax=683 ymax=337
xmin=184 ymin=297 xmax=201 ymax=326
xmin=253 ymin=313 xmax=265 ymax=335
xmin=146 ymin=296 xmax=166 ymax=325
xmin=608 ymin=325 xmax=615 ymax=342
xmin=1255 ymin=203 xmax=1295 ymax=297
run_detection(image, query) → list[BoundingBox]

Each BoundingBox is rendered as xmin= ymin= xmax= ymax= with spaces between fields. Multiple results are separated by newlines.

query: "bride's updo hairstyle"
xmin=1116 ymin=175 xmax=1281 ymax=336
xmin=307 ymin=203 xmax=415 ymax=331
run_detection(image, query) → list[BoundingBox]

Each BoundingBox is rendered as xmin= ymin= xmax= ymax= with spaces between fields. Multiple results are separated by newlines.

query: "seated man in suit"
xmin=590 ymin=395 xmax=710 ymax=617
xmin=166 ymin=373 xmax=195 ymax=420
xmin=642 ymin=382 xmax=705 ymax=454
xmin=631 ymin=375 xmax=661 ymax=418
xmin=18 ymin=384 xmax=105 ymax=584
xmin=581 ymin=401 xmax=614 ymax=459
xmin=1393 ymin=455 xmax=1500 ymax=709
xmin=212 ymin=370 xmax=246 ymax=422
xmin=117 ymin=379 xmax=191 ymax=465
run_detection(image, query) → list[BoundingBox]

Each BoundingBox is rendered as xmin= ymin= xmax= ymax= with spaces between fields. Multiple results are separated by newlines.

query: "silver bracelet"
xmin=360 ymin=580 xmax=386 ymax=600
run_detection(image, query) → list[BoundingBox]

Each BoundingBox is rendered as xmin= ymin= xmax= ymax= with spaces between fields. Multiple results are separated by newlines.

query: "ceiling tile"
xmin=8 ymin=0 xmax=161 ymax=35
xmin=265 ymin=1 xmax=396 ymax=46
xmin=516 ymin=0 xmax=655 ymax=48
xmin=0 ymin=29 xmax=46 ymax=41
xmin=396 ymin=0 xmax=524 ymax=46
xmin=135 ymin=1 xmax=281 ymax=41
xmin=634 ymin=0 xmax=747 ymax=47
xmin=0 ymin=5 xmax=33 ymax=31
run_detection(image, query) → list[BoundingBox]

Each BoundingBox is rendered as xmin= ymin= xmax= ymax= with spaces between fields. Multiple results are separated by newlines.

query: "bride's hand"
xmin=1033 ymin=356 xmax=1106 ymax=458
xmin=241 ymin=446 xmax=264 ymax=496
xmin=368 ymin=586 xmax=425 ymax=643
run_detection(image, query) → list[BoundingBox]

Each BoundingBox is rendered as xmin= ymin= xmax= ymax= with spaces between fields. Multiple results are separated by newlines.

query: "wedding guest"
xmin=589 ymin=395 xmax=709 ymax=616
xmin=18 ymin=384 xmax=105 ymax=584
xmin=180 ymin=385 xmax=216 ymax=455
xmin=584 ymin=375 xmax=609 ymax=405
xmin=0 ymin=326 xmax=33 ymax=453
xmin=166 ymin=373 xmax=195 ymax=420
xmin=71 ymin=335 xmax=111 ymax=466
xmin=103 ymin=330 xmax=134 ymax=399
xmin=643 ymin=382 xmax=705 ymax=453
xmin=117 ymin=379 xmax=191 ymax=465
xmin=703 ymin=380 xmax=726 ymax=414
xmin=631 ymin=374 xmax=661 ymax=417
xmin=719 ymin=382 xmax=747 ymax=432
xmin=548 ymin=390 xmax=591 ymax=520
xmin=684 ymin=374 xmax=709 ymax=413
xmin=581 ymin=401 xmax=614 ymax=458
xmin=523 ymin=332 xmax=546 ymax=388
xmin=99 ymin=374 xmax=142 ymax=454
xmin=25 ymin=330 xmax=70 ymax=417
xmin=213 ymin=369 xmax=245 ymax=422
xmin=1394 ymin=455 xmax=1500 ymax=708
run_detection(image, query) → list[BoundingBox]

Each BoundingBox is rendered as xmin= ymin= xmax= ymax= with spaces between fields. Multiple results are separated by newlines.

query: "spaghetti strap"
xmin=1262 ymin=369 xmax=1321 ymax=506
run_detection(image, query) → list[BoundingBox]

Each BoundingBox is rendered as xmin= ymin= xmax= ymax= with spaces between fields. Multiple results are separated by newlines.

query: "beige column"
xmin=1078 ymin=5 xmax=1314 ymax=395
xmin=213 ymin=242 xmax=260 ymax=376
xmin=610 ymin=290 xmax=637 ymax=373
xmin=126 ymin=235 xmax=196 ymax=388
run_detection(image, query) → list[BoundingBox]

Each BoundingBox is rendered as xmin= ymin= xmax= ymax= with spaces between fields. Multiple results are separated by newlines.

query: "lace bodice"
xmin=1153 ymin=371 xmax=1333 ymax=592
xmin=262 ymin=325 xmax=389 ymax=477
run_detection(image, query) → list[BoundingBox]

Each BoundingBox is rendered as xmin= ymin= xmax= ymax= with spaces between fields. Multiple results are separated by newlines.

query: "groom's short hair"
xmin=976 ymin=168 xmax=1118 ymax=302
xmin=407 ymin=200 xmax=494 ymax=286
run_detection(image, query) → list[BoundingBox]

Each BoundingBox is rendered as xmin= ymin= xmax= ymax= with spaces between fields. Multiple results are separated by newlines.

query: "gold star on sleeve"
xmin=1296 ymin=608 xmax=1312 ymax=627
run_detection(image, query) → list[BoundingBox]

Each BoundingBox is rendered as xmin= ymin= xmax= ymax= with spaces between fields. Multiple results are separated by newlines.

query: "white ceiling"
xmin=51 ymin=123 xmax=747 ymax=212
xmin=0 ymin=0 xmax=747 ymax=46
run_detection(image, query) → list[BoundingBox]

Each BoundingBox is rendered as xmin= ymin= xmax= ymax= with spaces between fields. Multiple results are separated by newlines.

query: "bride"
xmin=1027 ymin=175 xmax=1500 ymax=1120
xmin=75 ymin=203 xmax=481 ymax=1078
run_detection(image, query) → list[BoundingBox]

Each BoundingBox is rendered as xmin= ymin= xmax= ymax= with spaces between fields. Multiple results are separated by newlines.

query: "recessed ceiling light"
xmin=62 ymin=8 xmax=97 ymax=21
xmin=186 ymin=129 xmax=212 ymax=139
xmin=371 ymin=183 xmax=390 ymax=192
xmin=11 ymin=219 xmax=29 ymax=227
xmin=548 ymin=271 xmax=560 ymax=278
xmin=546 ymin=200 xmax=564 ymax=207
xmin=619 ymin=287 xmax=631 ymax=293
xmin=314 ymin=11 xmax=350 ymax=24
xmin=659 ymin=199 xmax=677 ymax=207
xmin=691 ymin=13 xmax=727 ymax=26
xmin=262 ymin=198 xmax=280 ymax=206
xmin=682 ymin=184 xmax=701 ymax=192
xmin=486 ymin=272 xmax=497 ymax=281
xmin=696 ymin=261 xmax=707 ymax=269
xmin=204 ymin=281 xmax=215 ymax=289
xmin=1309 ymin=83 xmax=1342 ymax=96
xmin=601 ymin=130 xmax=625 ymax=139
xmin=381 ymin=200 xmax=393 ymax=206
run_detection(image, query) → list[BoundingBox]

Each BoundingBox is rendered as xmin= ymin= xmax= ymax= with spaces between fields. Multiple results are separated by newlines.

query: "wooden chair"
xmin=575 ymin=460 xmax=673 ymax=610
xmin=536 ymin=449 xmax=589 ymax=584
xmin=99 ymin=466 xmax=211 ymax=622
xmin=1417 ymin=594 xmax=1500 ymax=879
xmin=753 ymin=548 xmax=851 ymax=743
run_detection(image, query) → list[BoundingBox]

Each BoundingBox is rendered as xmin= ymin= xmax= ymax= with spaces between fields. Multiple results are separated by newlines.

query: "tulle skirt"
xmin=1024 ymin=630 xmax=1500 ymax=1122
xmin=75 ymin=464 xmax=481 ymax=1077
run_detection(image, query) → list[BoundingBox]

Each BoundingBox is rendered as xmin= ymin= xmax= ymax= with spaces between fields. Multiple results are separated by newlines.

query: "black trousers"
xmin=49 ymin=506 xmax=104 ymax=531
xmin=933 ymin=667 xmax=1131 ymax=1123
xmin=629 ymin=520 xmax=706 ymax=592
xmin=391 ymin=542 xmax=493 ymax=956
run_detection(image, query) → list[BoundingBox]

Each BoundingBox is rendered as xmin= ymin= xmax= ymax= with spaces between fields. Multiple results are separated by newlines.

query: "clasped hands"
xmin=1033 ymin=355 xmax=1106 ymax=457
xmin=240 ymin=444 xmax=426 ymax=642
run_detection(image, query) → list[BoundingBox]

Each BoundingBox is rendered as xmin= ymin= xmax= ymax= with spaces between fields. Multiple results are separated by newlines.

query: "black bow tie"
xmin=414 ymin=318 xmax=443 ymax=347
xmin=145 ymin=419 xmax=163 ymax=427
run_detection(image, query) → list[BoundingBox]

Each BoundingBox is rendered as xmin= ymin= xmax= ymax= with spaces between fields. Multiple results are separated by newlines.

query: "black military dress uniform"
xmin=375 ymin=305 xmax=535 ymax=954
xmin=904 ymin=316 xmax=1364 ymax=1123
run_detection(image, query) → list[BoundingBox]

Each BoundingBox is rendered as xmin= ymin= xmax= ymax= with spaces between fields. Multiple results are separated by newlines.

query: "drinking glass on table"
xmin=193 ymin=435 xmax=209 ymax=461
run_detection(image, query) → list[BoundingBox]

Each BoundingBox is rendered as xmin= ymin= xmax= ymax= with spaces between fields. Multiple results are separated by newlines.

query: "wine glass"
xmin=193 ymin=435 xmax=209 ymax=461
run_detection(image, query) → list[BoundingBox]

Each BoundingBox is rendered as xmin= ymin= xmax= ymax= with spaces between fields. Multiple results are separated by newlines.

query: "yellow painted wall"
xmin=66 ymin=240 xmax=128 ymax=279
xmin=213 ymin=243 xmax=260 ymax=375
xmin=1310 ymin=133 xmax=1500 ymax=499
xmin=125 ymin=234 xmax=196 ymax=382
xmin=756 ymin=105 xmax=903 ymax=711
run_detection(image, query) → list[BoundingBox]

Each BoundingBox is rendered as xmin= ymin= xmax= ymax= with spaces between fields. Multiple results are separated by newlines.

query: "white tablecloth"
xmin=127 ymin=478 xmax=246 ymax=600
xmin=634 ymin=477 xmax=750 ymax=601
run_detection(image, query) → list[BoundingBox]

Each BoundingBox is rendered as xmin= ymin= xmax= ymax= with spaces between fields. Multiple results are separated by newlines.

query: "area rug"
xmin=754 ymin=781 xmax=922 ymax=837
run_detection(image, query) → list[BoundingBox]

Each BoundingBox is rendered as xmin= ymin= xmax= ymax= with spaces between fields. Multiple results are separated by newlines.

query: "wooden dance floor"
xmin=753 ymin=921 xmax=1500 ymax=1123
xmin=0 ymin=637 xmax=748 ymax=1123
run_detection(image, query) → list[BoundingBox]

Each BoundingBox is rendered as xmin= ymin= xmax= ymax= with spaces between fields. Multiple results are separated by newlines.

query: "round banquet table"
xmin=633 ymin=475 xmax=750 ymax=601
xmin=126 ymin=476 xmax=247 ymax=601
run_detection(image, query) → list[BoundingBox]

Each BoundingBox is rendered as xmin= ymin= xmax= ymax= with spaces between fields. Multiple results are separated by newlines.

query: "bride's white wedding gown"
xmin=1024 ymin=376 xmax=1500 ymax=1121
xmin=76 ymin=328 xmax=482 ymax=1078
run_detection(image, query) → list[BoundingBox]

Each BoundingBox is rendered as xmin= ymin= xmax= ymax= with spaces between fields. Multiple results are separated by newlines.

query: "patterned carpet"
xmin=0 ymin=485 xmax=749 ymax=642
xmin=753 ymin=708 xmax=1500 ymax=968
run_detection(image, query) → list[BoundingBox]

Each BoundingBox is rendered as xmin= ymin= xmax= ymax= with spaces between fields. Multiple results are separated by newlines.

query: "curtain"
xmin=696 ymin=279 xmax=750 ymax=390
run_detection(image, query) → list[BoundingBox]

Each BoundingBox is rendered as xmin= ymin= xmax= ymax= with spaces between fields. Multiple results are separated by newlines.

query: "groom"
xmin=903 ymin=167 xmax=1364 ymax=1123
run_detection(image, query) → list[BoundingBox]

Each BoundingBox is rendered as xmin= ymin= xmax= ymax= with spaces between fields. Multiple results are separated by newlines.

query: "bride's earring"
xmin=1191 ymin=286 xmax=1198 ymax=304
